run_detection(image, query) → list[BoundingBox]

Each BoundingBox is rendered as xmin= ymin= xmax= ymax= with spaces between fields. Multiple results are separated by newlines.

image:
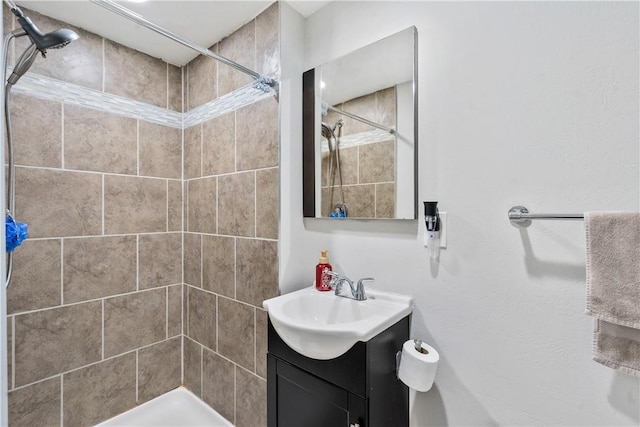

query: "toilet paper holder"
xmin=396 ymin=339 xmax=429 ymax=378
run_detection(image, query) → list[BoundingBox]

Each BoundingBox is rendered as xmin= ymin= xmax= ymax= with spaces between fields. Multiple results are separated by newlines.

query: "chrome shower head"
xmin=321 ymin=122 xmax=335 ymax=141
xmin=11 ymin=6 xmax=79 ymax=53
xmin=6 ymin=5 xmax=79 ymax=85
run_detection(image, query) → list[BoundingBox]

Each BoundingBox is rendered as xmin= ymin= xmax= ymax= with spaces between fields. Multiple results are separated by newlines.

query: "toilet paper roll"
xmin=398 ymin=339 xmax=439 ymax=392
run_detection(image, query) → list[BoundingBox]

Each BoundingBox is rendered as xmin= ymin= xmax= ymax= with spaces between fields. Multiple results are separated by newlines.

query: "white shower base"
xmin=96 ymin=387 xmax=233 ymax=427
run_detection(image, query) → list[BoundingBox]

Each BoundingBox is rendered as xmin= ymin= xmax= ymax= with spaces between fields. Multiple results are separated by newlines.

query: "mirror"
xmin=303 ymin=27 xmax=418 ymax=220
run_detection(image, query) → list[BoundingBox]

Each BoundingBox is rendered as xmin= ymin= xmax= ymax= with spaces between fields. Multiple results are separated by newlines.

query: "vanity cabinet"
xmin=267 ymin=316 xmax=410 ymax=427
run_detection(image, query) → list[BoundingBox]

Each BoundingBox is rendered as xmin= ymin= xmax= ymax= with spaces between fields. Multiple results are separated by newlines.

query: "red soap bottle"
xmin=315 ymin=249 xmax=333 ymax=291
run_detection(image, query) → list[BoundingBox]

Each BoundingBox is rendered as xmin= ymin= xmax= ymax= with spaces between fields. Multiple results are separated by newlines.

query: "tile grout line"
xmin=101 ymin=299 xmax=105 ymax=360
xmin=215 ymin=295 xmax=219 ymax=352
xmin=101 ymin=174 xmax=105 ymax=236
xmin=60 ymin=239 xmax=64 ymax=306
xmin=60 ymin=374 xmax=64 ymax=427
xmin=135 ymin=350 xmax=139 ymax=403
xmin=101 ymin=38 xmax=105 ymax=93
xmin=10 ymin=316 xmax=14 ymax=390
xmin=136 ymin=235 xmax=139 ymax=292
xmin=165 ymin=286 xmax=169 ymax=340
xmin=136 ymin=119 xmax=140 ymax=176
xmin=60 ymin=103 xmax=65 ymax=169
xmin=199 ymin=344 xmax=204 ymax=398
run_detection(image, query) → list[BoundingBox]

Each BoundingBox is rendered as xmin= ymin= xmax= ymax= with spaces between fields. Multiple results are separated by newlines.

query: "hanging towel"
xmin=585 ymin=212 xmax=640 ymax=376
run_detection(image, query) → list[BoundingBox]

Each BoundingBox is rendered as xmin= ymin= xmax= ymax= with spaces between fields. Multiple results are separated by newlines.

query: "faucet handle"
xmin=357 ymin=277 xmax=374 ymax=288
xmin=354 ymin=277 xmax=374 ymax=300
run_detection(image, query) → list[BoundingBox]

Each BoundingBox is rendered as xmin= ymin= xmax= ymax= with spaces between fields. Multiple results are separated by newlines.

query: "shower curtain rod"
xmin=325 ymin=103 xmax=395 ymax=134
xmin=89 ymin=0 xmax=276 ymax=92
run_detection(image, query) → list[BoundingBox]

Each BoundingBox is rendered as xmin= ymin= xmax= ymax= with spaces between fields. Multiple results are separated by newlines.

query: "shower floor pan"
xmin=96 ymin=387 xmax=233 ymax=427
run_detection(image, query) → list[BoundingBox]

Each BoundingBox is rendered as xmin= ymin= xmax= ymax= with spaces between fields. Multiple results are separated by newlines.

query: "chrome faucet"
xmin=327 ymin=271 xmax=374 ymax=301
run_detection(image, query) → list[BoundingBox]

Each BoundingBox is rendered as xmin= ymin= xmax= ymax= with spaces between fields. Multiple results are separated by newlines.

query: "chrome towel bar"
xmin=508 ymin=206 xmax=584 ymax=225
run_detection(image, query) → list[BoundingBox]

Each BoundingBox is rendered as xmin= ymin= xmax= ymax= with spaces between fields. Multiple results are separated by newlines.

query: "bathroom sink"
xmin=263 ymin=286 xmax=413 ymax=360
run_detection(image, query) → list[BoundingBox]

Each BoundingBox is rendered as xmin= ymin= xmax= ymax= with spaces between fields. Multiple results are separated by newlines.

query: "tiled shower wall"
xmin=3 ymin=2 xmax=279 ymax=426
xmin=322 ymin=87 xmax=396 ymax=218
xmin=182 ymin=3 xmax=279 ymax=427
xmin=4 ymin=7 xmax=183 ymax=426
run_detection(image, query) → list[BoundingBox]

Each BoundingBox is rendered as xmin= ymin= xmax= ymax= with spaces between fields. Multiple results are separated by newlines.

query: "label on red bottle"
xmin=320 ymin=266 xmax=331 ymax=290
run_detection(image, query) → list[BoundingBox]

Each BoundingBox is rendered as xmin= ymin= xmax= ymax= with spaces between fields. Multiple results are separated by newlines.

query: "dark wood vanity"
xmin=267 ymin=316 xmax=410 ymax=427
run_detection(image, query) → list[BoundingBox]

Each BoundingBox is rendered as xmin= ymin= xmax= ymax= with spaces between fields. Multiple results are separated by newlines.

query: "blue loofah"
xmin=6 ymin=214 xmax=27 ymax=252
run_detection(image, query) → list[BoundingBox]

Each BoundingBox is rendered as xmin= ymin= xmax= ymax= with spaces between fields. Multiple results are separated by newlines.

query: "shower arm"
xmin=89 ymin=0 xmax=277 ymax=92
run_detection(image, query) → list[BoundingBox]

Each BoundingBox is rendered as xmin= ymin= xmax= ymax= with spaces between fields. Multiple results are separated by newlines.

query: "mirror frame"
xmin=302 ymin=28 xmax=419 ymax=219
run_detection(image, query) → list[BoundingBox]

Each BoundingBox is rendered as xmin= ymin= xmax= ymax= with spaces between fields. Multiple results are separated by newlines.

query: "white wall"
xmin=280 ymin=1 xmax=640 ymax=425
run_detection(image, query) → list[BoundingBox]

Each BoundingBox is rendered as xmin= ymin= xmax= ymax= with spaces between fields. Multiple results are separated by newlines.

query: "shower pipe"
xmin=89 ymin=0 xmax=277 ymax=93
xmin=326 ymin=104 xmax=395 ymax=135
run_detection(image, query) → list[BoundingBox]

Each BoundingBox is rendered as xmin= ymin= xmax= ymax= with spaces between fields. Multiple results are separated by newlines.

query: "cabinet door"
xmin=268 ymin=355 xmax=367 ymax=427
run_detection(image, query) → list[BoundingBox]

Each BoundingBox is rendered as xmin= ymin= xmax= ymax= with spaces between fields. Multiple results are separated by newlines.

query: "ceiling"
xmin=14 ymin=0 xmax=331 ymax=66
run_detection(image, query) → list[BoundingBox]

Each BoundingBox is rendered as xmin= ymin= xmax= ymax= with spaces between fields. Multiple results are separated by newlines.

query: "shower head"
xmin=6 ymin=5 xmax=79 ymax=85
xmin=11 ymin=6 xmax=79 ymax=53
xmin=321 ymin=122 xmax=335 ymax=141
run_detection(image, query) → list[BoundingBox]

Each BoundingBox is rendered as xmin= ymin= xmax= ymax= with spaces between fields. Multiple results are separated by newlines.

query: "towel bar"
xmin=508 ymin=206 xmax=584 ymax=225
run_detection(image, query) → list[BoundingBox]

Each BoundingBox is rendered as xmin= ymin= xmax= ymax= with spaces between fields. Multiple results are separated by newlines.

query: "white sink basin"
xmin=263 ymin=286 xmax=413 ymax=360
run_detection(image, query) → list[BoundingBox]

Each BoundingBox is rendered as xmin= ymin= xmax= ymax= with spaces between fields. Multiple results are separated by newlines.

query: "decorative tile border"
xmin=321 ymin=129 xmax=395 ymax=153
xmin=11 ymin=70 xmax=278 ymax=130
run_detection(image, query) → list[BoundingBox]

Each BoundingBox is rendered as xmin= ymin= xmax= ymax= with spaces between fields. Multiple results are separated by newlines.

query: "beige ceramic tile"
xmin=202 ymin=235 xmax=235 ymax=298
xmin=218 ymin=21 xmax=255 ymax=97
xmin=168 ymin=64 xmax=183 ymax=112
xmin=376 ymin=183 xmax=395 ymax=219
xmin=15 ymin=8 xmax=102 ymax=90
xmin=64 ymin=104 xmax=137 ymax=174
xmin=235 ymin=368 xmax=267 ymax=427
xmin=218 ymin=172 xmax=254 ymax=237
xmin=139 ymin=121 xmax=182 ymax=179
xmin=7 ymin=317 xmax=12 ymax=390
xmin=320 ymin=187 xmax=331 ymax=217
xmin=14 ymin=301 xmax=101 ymax=386
xmin=203 ymin=112 xmax=235 ymax=176
xmin=236 ymin=239 xmax=278 ymax=307
xmin=218 ymin=297 xmax=254 ymax=371
xmin=104 ymin=288 xmax=167 ymax=357
xmin=138 ymin=233 xmax=182 ymax=289
xmin=187 ymin=286 xmax=216 ymax=351
xmin=202 ymin=349 xmax=235 ymax=424
xmin=342 ymin=185 xmax=375 ymax=218
xmin=10 ymin=93 xmax=62 ymax=168
xmin=168 ymin=180 xmax=183 ymax=232
xmin=138 ymin=337 xmax=181 ymax=404
xmin=255 ymin=308 xmax=268 ymax=379
xmin=256 ymin=2 xmax=280 ymax=76
xmin=376 ymin=86 xmax=397 ymax=127
xmin=183 ymin=233 xmax=202 ymax=288
xmin=63 ymin=235 xmax=136 ymax=303
xmin=187 ymin=177 xmax=217 ymax=234
xmin=359 ymin=139 xmax=395 ymax=184
xmin=167 ymin=284 xmax=182 ymax=338
xmin=8 ymin=239 xmax=61 ymax=314
xmin=8 ymin=376 xmax=60 ymax=427
xmin=183 ymin=337 xmax=202 ymax=396
xmin=184 ymin=125 xmax=202 ymax=180
xmin=105 ymin=175 xmax=167 ymax=234
xmin=236 ymin=97 xmax=279 ymax=171
xmin=63 ymin=353 xmax=136 ymax=426
xmin=187 ymin=51 xmax=217 ymax=110
xmin=256 ymin=168 xmax=279 ymax=239
xmin=343 ymin=93 xmax=376 ymax=135
xmin=321 ymin=147 xmax=358 ymax=188
xmin=104 ymin=40 xmax=167 ymax=108
xmin=15 ymin=167 xmax=101 ymax=238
